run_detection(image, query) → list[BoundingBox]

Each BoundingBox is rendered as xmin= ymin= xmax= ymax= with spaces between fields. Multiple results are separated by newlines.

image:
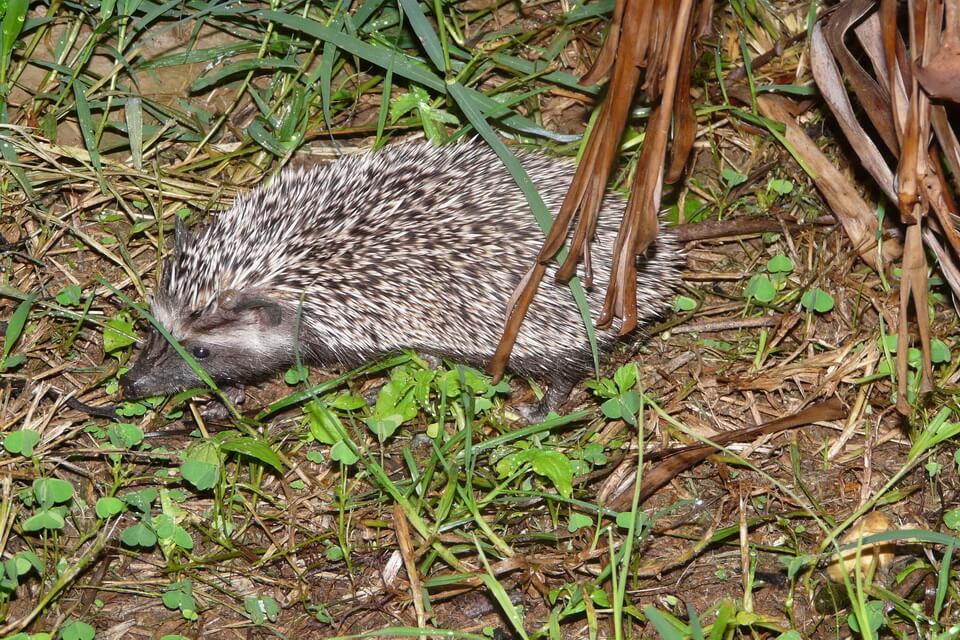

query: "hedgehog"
xmin=119 ymin=141 xmax=683 ymax=414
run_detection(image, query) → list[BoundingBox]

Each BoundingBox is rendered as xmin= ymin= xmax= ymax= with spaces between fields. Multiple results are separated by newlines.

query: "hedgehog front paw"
xmin=200 ymin=385 xmax=246 ymax=421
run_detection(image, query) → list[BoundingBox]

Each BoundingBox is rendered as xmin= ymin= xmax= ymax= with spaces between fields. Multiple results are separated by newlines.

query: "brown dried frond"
xmin=489 ymin=0 xmax=709 ymax=380
xmin=811 ymin=0 xmax=960 ymax=412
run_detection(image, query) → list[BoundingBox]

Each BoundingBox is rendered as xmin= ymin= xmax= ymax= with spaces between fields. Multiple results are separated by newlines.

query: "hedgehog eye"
xmin=191 ymin=345 xmax=210 ymax=359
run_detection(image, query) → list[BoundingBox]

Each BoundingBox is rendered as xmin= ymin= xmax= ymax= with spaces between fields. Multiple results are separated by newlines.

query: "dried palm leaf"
xmin=489 ymin=0 xmax=707 ymax=380
xmin=812 ymin=0 xmax=960 ymax=412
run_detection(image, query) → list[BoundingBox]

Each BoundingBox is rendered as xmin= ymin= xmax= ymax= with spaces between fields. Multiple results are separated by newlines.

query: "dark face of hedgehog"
xmin=119 ymin=290 xmax=297 ymax=398
xmin=119 ymin=217 xmax=309 ymax=399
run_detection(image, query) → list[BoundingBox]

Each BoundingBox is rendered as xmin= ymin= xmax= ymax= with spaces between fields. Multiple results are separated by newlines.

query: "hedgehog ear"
xmin=174 ymin=217 xmax=194 ymax=254
xmin=218 ymin=290 xmax=283 ymax=327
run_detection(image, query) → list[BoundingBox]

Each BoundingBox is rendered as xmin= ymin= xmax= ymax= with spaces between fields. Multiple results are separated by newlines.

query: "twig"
xmin=673 ymin=315 xmax=783 ymax=334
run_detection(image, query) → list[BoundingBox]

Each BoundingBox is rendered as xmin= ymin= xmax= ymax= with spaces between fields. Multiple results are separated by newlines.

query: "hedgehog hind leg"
xmin=543 ymin=375 xmax=579 ymax=412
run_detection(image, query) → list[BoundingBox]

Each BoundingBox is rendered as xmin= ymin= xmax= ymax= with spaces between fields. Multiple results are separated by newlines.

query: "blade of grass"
xmin=124 ymin=95 xmax=143 ymax=170
xmin=2 ymin=293 xmax=35 ymax=361
xmin=72 ymin=79 xmax=106 ymax=191
xmin=474 ymin=536 xmax=529 ymax=640
xmin=935 ymin=539 xmax=955 ymax=620
xmin=317 ymin=10 xmax=346 ymax=130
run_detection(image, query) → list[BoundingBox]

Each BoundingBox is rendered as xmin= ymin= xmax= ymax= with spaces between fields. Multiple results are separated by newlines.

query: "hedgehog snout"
xmin=119 ymin=353 xmax=154 ymax=398
xmin=118 ymin=327 xmax=185 ymax=398
xmin=118 ymin=368 xmax=148 ymax=398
